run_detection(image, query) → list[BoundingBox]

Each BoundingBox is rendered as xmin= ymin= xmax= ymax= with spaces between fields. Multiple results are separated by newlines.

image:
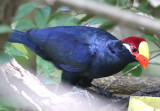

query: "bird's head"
xmin=121 ymin=36 xmax=149 ymax=69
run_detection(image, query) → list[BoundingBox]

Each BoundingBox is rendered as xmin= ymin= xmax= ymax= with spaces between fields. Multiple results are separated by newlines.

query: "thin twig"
xmin=154 ymin=42 xmax=160 ymax=49
xmin=81 ymin=17 xmax=95 ymax=26
xmin=149 ymin=53 xmax=160 ymax=60
xmin=37 ymin=67 xmax=45 ymax=77
xmin=153 ymin=35 xmax=160 ymax=48
xmin=149 ymin=62 xmax=160 ymax=65
xmin=104 ymin=53 xmax=160 ymax=89
xmin=104 ymin=64 xmax=140 ymax=90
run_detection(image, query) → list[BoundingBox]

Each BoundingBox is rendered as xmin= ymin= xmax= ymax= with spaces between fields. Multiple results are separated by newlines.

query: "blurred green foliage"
xmin=0 ymin=25 xmax=12 ymax=34
xmin=1 ymin=0 xmax=160 ymax=86
xmin=1 ymin=0 xmax=160 ymax=85
xmin=122 ymin=62 xmax=142 ymax=76
xmin=35 ymin=6 xmax=51 ymax=28
xmin=15 ymin=19 xmax=36 ymax=31
xmin=0 ymin=97 xmax=25 ymax=111
xmin=141 ymin=34 xmax=160 ymax=42
xmin=0 ymin=52 xmax=13 ymax=65
xmin=14 ymin=2 xmax=40 ymax=21
xmin=0 ymin=0 xmax=160 ymax=110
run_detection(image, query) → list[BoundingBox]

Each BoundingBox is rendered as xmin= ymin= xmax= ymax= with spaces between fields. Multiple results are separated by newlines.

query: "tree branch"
xmin=0 ymin=59 xmax=124 ymax=111
xmin=1 ymin=59 xmax=160 ymax=110
xmin=93 ymin=76 xmax=160 ymax=95
xmin=46 ymin=0 xmax=160 ymax=36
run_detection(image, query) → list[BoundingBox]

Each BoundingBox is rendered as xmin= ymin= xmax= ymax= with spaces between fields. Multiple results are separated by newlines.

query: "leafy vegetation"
xmin=1 ymin=0 xmax=160 ymax=85
xmin=0 ymin=25 xmax=12 ymax=34
xmin=0 ymin=0 xmax=160 ymax=110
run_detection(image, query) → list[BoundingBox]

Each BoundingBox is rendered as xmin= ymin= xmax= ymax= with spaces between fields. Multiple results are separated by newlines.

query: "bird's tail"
xmin=9 ymin=30 xmax=51 ymax=61
xmin=9 ymin=30 xmax=41 ymax=52
xmin=9 ymin=30 xmax=31 ymax=46
xmin=9 ymin=30 xmax=38 ymax=52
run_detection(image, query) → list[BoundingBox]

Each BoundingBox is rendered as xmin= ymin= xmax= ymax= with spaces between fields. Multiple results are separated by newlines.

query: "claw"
xmin=69 ymin=86 xmax=94 ymax=106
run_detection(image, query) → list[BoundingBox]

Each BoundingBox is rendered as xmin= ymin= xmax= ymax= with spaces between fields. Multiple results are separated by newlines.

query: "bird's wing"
xmin=44 ymin=31 xmax=92 ymax=72
xmin=27 ymin=26 xmax=96 ymax=72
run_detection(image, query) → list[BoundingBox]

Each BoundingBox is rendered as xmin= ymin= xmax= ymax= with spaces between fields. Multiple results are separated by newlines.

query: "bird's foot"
xmin=91 ymin=84 xmax=123 ymax=102
xmin=68 ymin=86 xmax=94 ymax=106
xmin=91 ymin=84 xmax=113 ymax=97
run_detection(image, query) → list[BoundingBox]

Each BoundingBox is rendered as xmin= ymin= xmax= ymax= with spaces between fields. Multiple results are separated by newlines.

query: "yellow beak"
xmin=136 ymin=41 xmax=149 ymax=69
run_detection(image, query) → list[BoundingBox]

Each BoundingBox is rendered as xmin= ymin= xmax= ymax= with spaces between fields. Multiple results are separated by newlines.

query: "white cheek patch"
xmin=123 ymin=43 xmax=131 ymax=53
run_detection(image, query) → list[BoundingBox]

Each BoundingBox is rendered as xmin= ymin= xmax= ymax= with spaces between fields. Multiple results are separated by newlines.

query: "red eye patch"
xmin=130 ymin=45 xmax=139 ymax=56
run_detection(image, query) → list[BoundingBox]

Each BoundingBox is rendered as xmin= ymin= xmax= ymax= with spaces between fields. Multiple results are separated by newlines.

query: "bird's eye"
xmin=132 ymin=47 xmax=137 ymax=52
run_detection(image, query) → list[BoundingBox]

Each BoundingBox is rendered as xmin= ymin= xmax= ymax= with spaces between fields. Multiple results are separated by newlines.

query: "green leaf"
xmin=119 ymin=0 xmax=127 ymax=6
xmin=0 ymin=106 xmax=8 ymax=111
xmin=14 ymin=2 xmax=40 ymax=21
xmin=122 ymin=62 xmax=142 ymax=76
xmin=0 ymin=25 xmax=12 ymax=34
xmin=0 ymin=52 xmax=13 ymax=65
xmin=35 ymin=6 xmax=51 ymax=28
xmin=37 ymin=56 xmax=54 ymax=75
xmin=47 ymin=14 xmax=79 ymax=27
xmin=37 ymin=56 xmax=62 ymax=84
xmin=5 ymin=43 xmax=26 ymax=57
xmin=137 ymin=1 xmax=151 ymax=14
xmin=49 ymin=67 xmax=62 ymax=83
xmin=40 ymin=70 xmax=62 ymax=84
xmin=42 ymin=76 xmax=57 ymax=84
xmin=88 ymin=17 xmax=107 ymax=26
xmin=99 ymin=22 xmax=115 ymax=30
xmin=14 ymin=56 xmax=29 ymax=69
xmin=12 ymin=43 xmax=28 ymax=58
xmin=15 ymin=19 xmax=36 ymax=31
xmin=141 ymin=34 xmax=160 ymax=42
xmin=0 ymin=97 xmax=24 ymax=111
xmin=104 ymin=0 xmax=117 ymax=5
xmin=78 ymin=15 xmax=93 ymax=24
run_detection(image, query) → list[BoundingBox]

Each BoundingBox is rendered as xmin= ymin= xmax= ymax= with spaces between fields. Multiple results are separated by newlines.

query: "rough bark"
xmin=0 ymin=59 xmax=123 ymax=111
xmin=0 ymin=59 xmax=57 ymax=110
xmin=1 ymin=59 xmax=160 ymax=110
xmin=93 ymin=76 xmax=160 ymax=95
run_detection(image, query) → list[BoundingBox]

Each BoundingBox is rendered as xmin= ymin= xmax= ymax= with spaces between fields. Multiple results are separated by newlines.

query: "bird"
xmin=9 ymin=26 xmax=149 ymax=88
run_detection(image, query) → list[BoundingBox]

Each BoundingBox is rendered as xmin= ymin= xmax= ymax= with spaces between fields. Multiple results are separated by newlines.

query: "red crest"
xmin=121 ymin=36 xmax=146 ymax=48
